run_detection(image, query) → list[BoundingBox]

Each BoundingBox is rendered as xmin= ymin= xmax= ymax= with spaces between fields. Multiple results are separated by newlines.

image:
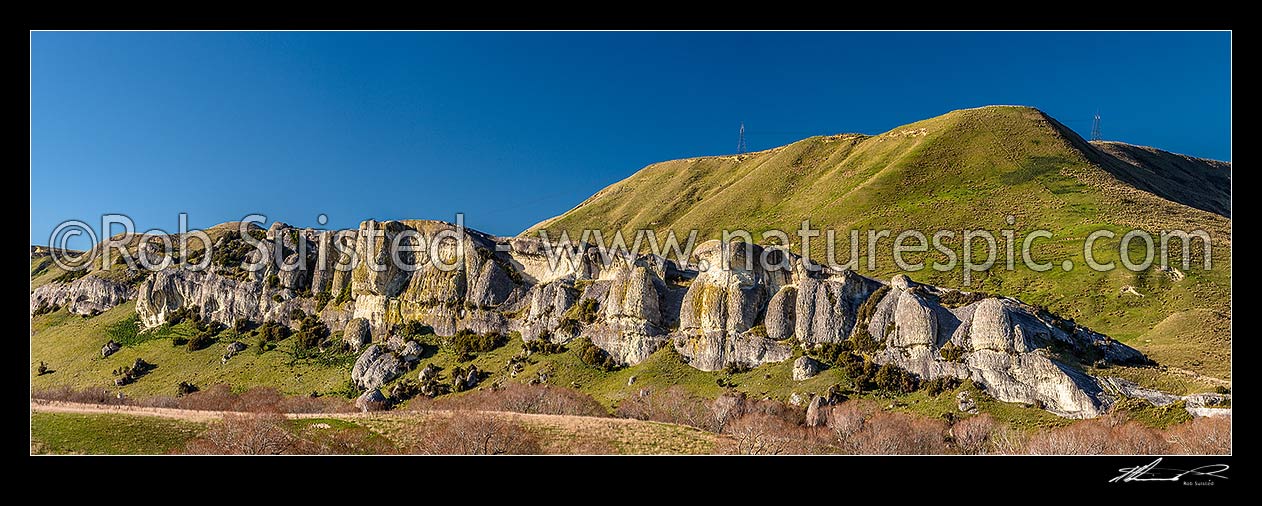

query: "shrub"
xmin=923 ymin=376 xmax=962 ymax=397
xmin=36 ymin=361 xmax=49 ymax=376
xmin=561 ymin=298 xmax=600 ymax=326
xmin=183 ymin=413 xmax=298 ymax=455
xmin=807 ymin=342 xmax=851 ymax=366
xmin=721 ymin=412 xmax=828 ymax=455
xmin=1166 ymin=416 xmax=1232 ymax=455
xmin=406 ymin=412 xmax=542 ymax=455
xmin=939 ymin=340 xmax=966 ymax=362
xmin=723 ymin=362 xmax=751 ymax=375
xmin=256 ymin=321 xmax=290 ymax=342
xmin=315 ymin=291 xmax=332 ymax=312
xmin=187 ymin=331 xmax=215 ymax=351
xmin=523 ymin=339 xmax=566 ymax=355
xmin=616 ymin=386 xmax=715 ymax=431
xmin=572 ymin=337 xmax=617 ymax=371
xmin=232 ymin=319 xmax=253 ymax=334
xmin=937 ymin=290 xmax=992 ymax=308
xmin=266 ymin=274 xmax=280 ymax=289
xmin=165 ymin=305 xmax=201 ymax=326
xmin=333 ymin=282 xmax=352 ymax=306
xmin=873 ymin=363 xmax=920 ymax=394
xmin=747 ymin=324 xmax=767 ymax=338
xmin=176 ymin=381 xmax=199 ymax=397
xmin=418 ymin=383 xmax=608 ymax=417
xmin=951 ymin=414 xmax=997 ymax=454
xmin=854 ymin=285 xmax=890 ymax=330
xmin=292 ymin=314 xmax=330 ymax=350
xmin=1213 ymin=386 xmax=1231 ymax=395
xmin=395 ymin=321 xmax=435 ymax=340
xmin=448 ymin=329 xmax=507 ymax=358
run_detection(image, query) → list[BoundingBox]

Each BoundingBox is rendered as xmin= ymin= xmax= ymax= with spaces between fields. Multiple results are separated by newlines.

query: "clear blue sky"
xmin=31 ymin=31 xmax=1231 ymax=248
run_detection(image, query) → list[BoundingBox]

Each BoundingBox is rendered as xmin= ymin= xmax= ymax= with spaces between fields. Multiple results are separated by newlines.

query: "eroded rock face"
xmin=343 ymin=318 xmax=372 ymax=351
xmin=31 ymin=275 xmax=135 ymax=316
xmin=765 ymin=287 xmax=796 ymax=340
xmin=37 ymin=219 xmax=1155 ymax=419
xmin=868 ymin=278 xmax=1146 ymax=418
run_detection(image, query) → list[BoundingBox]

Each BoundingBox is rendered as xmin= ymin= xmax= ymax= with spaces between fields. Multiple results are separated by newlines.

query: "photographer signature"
xmin=1110 ymin=458 xmax=1229 ymax=483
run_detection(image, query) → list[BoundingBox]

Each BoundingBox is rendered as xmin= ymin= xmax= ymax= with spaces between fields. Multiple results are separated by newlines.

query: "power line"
xmin=737 ymin=122 xmax=747 ymax=154
xmin=1091 ymin=110 xmax=1102 ymax=141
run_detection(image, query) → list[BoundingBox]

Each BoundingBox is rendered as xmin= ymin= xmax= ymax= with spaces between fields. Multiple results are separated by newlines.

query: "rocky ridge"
xmin=34 ymin=219 xmax=1151 ymax=418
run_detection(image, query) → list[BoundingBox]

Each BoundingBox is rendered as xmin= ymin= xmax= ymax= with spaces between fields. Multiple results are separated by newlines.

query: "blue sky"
xmin=31 ymin=31 xmax=1231 ymax=247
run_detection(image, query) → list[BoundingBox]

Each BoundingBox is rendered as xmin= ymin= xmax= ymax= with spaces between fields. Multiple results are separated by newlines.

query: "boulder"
xmin=351 ymin=345 xmax=407 ymax=390
xmin=355 ymin=388 xmax=387 ymax=412
xmin=101 ymin=340 xmax=121 ymax=358
xmin=806 ymin=395 xmax=831 ymax=427
xmin=418 ymin=363 xmax=439 ymax=383
xmin=343 ymin=318 xmax=372 ymax=352
xmin=792 ymin=356 xmax=823 ymax=381
xmin=225 ymin=341 xmax=247 ymax=354
xmin=464 ymin=365 xmax=481 ymax=389
xmin=400 ymin=340 xmax=424 ymax=363
xmin=957 ymin=391 xmax=978 ymax=414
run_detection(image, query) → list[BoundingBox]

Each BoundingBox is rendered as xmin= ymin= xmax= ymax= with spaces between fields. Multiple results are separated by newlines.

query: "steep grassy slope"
xmin=31 ymin=302 xmax=354 ymax=398
xmin=526 ymin=106 xmax=1231 ymax=382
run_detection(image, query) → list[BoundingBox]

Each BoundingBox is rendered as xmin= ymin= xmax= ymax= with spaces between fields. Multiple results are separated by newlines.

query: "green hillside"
xmin=526 ymin=106 xmax=1231 ymax=382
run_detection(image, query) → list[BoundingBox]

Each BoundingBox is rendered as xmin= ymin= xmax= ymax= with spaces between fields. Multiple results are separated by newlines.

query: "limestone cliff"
xmin=33 ymin=219 xmax=1150 ymax=418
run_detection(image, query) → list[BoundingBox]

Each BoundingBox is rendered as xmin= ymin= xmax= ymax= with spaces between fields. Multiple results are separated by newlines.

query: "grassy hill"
xmin=525 ymin=105 xmax=1231 ymax=383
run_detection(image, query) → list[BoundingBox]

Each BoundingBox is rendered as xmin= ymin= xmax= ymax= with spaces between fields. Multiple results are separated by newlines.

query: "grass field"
xmin=29 ymin=406 xmax=720 ymax=455
xmin=30 ymin=411 xmax=205 ymax=454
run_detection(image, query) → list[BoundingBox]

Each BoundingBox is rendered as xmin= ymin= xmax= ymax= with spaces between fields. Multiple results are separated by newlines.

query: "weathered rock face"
xmin=584 ymin=264 xmax=670 ymax=365
xmin=675 ymin=241 xmax=795 ymax=370
xmin=31 ymin=275 xmax=135 ymax=316
xmin=794 ymin=270 xmax=882 ymax=345
xmin=765 ymin=287 xmax=796 ymax=340
xmin=343 ymin=318 xmax=372 ymax=351
xmin=36 ymin=219 xmax=1157 ymax=419
xmin=867 ymin=278 xmax=1147 ymax=418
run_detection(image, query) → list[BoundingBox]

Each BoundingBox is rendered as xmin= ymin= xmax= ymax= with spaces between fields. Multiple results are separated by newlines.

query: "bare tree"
xmin=409 ymin=412 xmax=542 ymax=455
xmin=183 ymin=413 xmax=297 ymax=454
xmin=1166 ymin=416 xmax=1231 ymax=455
xmin=951 ymin=414 xmax=997 ymax=455
xmin=721 ymin=412 xmax=825 ymax=455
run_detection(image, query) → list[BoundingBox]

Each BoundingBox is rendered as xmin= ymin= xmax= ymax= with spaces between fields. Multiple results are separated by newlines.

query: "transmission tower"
xmin=1090 ymin=110 xmax=1102 ymax=141
xmin=737 ymin=122 xmax=747 ymax=154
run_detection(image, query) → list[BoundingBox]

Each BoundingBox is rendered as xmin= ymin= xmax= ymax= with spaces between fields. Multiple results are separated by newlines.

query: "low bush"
xmin=923 ymin=376 xmax=962 ymax=397
xmin=176 ymin=381 xmax=199 ymax=397
xmin=572 ymin=337 xmax=618 ymax=371
xmin=187 ymin=331 xmax=216 ymax=351
xmin=523 ymin=339 xmax=566 ymax=355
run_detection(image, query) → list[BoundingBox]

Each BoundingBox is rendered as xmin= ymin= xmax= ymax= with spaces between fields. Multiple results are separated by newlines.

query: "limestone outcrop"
xmin=34 ymin=219 xmax=1156 ymax=418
